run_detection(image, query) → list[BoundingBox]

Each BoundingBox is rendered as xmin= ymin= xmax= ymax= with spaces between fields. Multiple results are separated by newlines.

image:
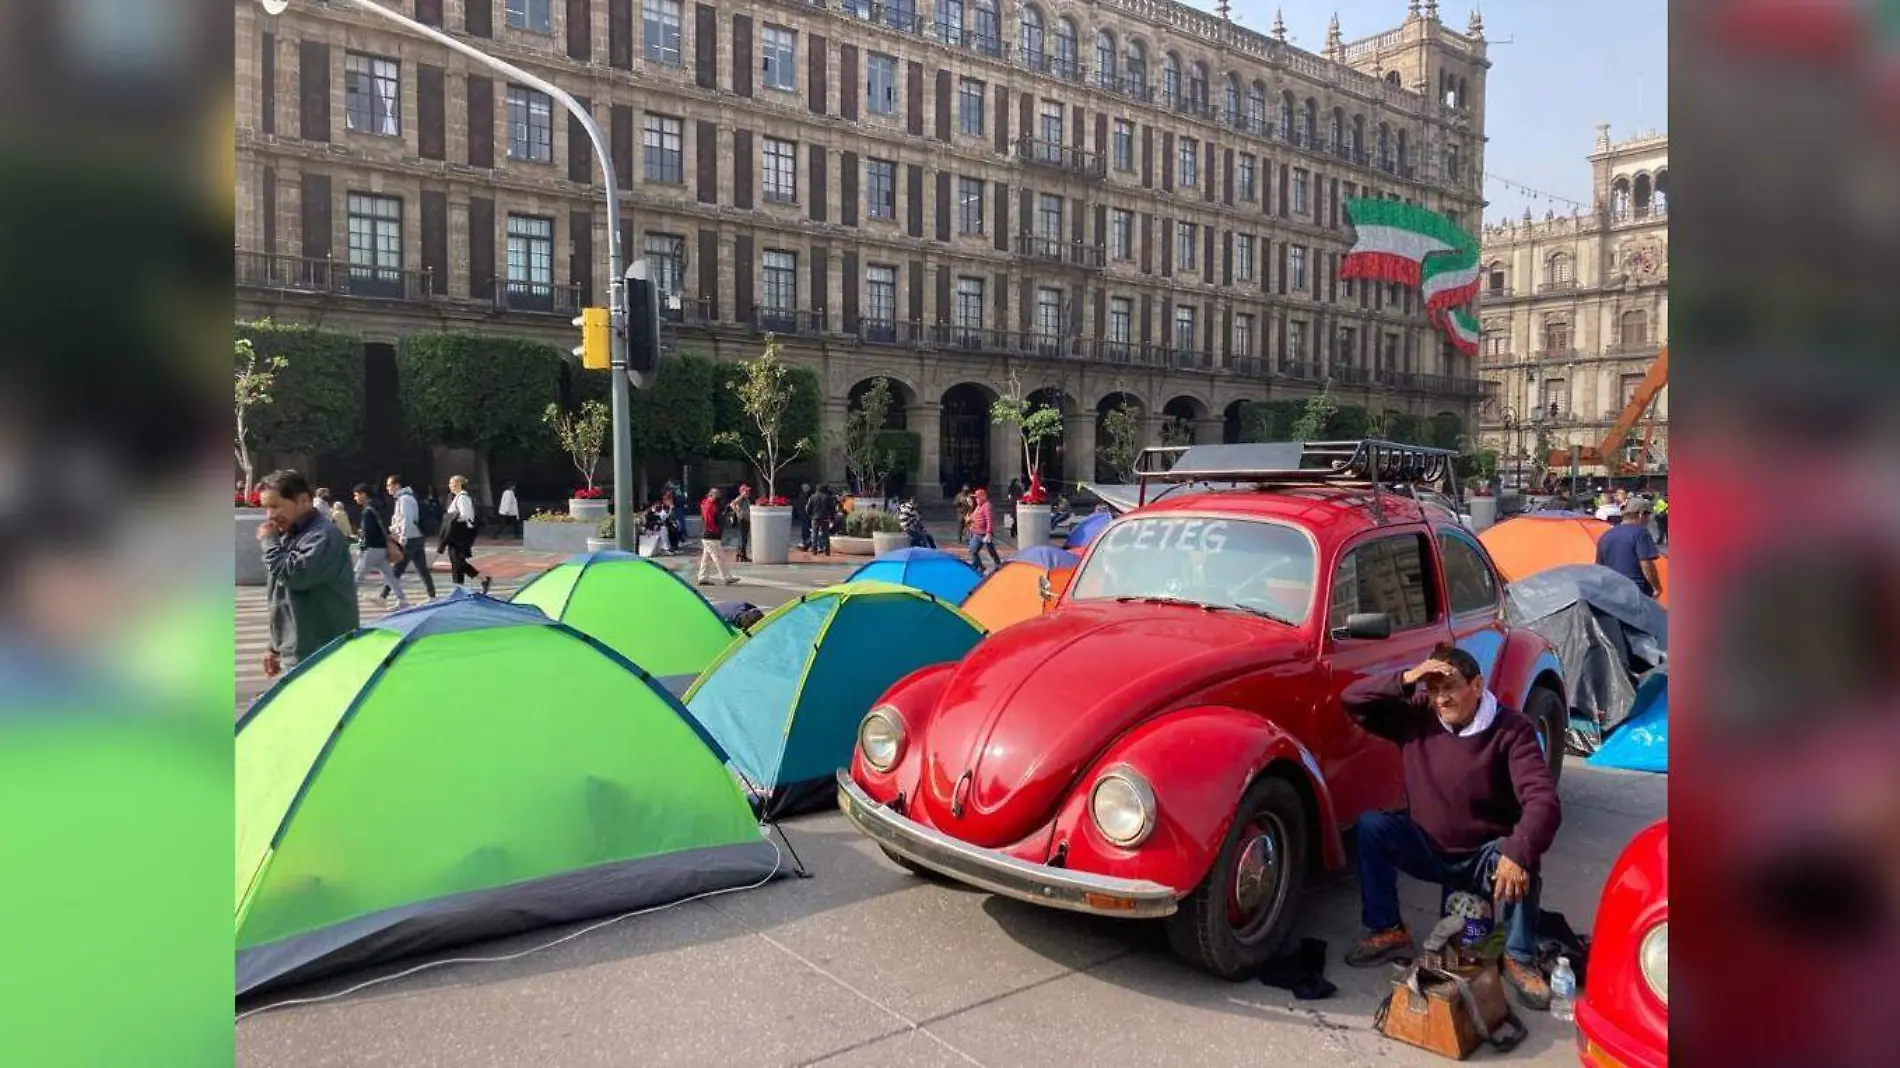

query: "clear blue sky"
xmin=1224 ymin=2 xmax=1668 ymax=223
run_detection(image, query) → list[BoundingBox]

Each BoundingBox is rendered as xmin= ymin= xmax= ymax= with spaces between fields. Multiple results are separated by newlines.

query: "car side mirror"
xmin=1335 ymin=612 xmax=1393 ymax=641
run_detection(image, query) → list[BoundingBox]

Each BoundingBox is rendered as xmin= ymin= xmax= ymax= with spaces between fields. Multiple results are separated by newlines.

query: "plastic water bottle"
xmin=1550 ymin=956 xmax=1578 ymax=1022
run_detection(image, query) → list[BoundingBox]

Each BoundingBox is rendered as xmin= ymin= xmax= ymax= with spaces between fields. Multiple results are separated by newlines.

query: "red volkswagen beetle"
xmin=838 ymin=441 xmax=1568 ymax=977
xmin=1576 ymin=820 xmax=1668 ymax=1068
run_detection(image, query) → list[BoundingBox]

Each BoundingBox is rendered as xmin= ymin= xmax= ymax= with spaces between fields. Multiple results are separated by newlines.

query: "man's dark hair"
xmin=386 ymin=474 xmax=404 ymax=486
xmin=1430 ymin=644 xmax=1482 ymax=681
xmin=263 ymin=469 xmax=312 ymax=502
xmin=351 ymin=482 xmax=373 ymax=496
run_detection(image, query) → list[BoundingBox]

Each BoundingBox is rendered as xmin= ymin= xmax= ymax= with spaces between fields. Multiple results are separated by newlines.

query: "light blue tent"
xmin=1012 ymin=545 xmax=1081 ymax=570
xmin=683 ymin=581 xmax=985 ymax=817
xmin=1588 ymin=670 xmax=1668 ymax=773
xmin=847 ymin=548 xmax=982 ymax=605
xmin=1065 ymin=512 xmax=1112 ymax=549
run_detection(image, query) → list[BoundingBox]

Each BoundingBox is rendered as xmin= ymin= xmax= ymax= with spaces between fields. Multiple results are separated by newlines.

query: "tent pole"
xmin=769 ymin=820 xmax=813 ymax=879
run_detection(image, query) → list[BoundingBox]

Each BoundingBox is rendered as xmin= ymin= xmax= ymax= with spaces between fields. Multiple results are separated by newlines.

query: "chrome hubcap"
xmin=1232 ymin=831 xmax=1279 ymax=917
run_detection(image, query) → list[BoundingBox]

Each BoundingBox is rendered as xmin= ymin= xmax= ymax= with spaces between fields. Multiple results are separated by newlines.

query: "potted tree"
xmin=712 ymin=336 xmax=812 ymax=564
xmin=842 ymin=377 xmax=898 ymax=510
xmin=990 ymin=371 xmax=1063 ymax=548
xmin=1096 ymin=399 xmax=1145 ymax=484
xmin=545 ymin=399 xmax=611 ymax=522
xmin=233 ymin=334 xmax=287 ymax=587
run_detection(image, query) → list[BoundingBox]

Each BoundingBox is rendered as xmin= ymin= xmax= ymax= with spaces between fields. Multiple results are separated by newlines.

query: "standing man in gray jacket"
xmin=257 ymin=469 xmax=359 ymax=677
xmin=382 ymin=473 xmax=437 ymax=600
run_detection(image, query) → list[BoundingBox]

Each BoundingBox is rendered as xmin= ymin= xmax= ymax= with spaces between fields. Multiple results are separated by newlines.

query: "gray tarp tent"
xmin=1505 ymin=564 xmax=1668 ymax=747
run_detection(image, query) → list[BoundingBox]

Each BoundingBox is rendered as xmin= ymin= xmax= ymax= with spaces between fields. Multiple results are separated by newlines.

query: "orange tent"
xmin=962 ymin=561 xmax=1074 ymax=633
xmin=1479 ymin=515 xmax=1668 ymax=607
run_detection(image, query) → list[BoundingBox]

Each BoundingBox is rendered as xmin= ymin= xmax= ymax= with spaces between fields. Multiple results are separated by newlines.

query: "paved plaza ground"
xmin=236 ymin=539 xmax=1664 ymax=1067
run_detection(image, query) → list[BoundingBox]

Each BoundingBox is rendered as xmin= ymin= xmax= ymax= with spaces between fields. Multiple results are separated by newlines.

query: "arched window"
xmin=1611 ymin=178 xmax=1632 ymax=219
xmin=1302 ymin=98 xmax=1318 ymax=146
xmin=1654 ymin=170 xmax=1668 ymax=215
xmin=973 ymin=0 xmax=999 ymax=54
xmin=1541 ymin=315 xmax=1572 ymax=353
xmin=1486 ymin=261 xmax=1507 ymax=295
xmin=1329 ymin=109 xmax=1344 ymax=153
xmin=1162 ymin=53 xmax=1181 ymax=106
xmin=1620 ymin=310 xmax=1649 ymax=347
xmin=1545 ymin=252 xmax=1574 ymax=286
xmin=1378 ymin=123 xmax=1391 ymax=169
xmin=1279 ymin=91 xmax=1295 ymax=138
xmin=1054 ymin=18 xmax=1077 ymax=75
xmin=1224 ymin=75 xmax=1241 ymax=122
xmin=1385 ymin=70 xmax=1401 ymax=86
xmin=1248 ymin=81 xmax=1267 ymax=130
xmin=1633 ymin=173 xmax=1653 ymax=218
xmin=1020 ymin=5 xmax=1044 ymax=65
xmin=1125 ymin=40 xmax=1148 ymax=93
xmin=1095 ymin=30 xmax=1116 ymax=82
xmin=1189 ymin=61 xmax=1209 ymax=107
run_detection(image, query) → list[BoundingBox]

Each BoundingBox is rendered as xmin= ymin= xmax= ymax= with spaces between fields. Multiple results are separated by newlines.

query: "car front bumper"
xmin=836 ymin=772 xmax=1179 ymax=920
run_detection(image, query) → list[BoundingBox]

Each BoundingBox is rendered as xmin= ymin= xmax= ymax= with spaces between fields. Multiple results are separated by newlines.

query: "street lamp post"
xmin=258 ymin=0 xmax=636 ymax=549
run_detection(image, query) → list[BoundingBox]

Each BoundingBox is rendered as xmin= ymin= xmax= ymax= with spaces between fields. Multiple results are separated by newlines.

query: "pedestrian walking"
xmin=899 ymin=496 xmax=935 ymax=549
xmin=1596 ymin=497 xmax=1663 ymax=598
xmin=729 ymin=484 xmax=755 ymax=563
xmin=438 ymin=475 xmax=489 ymax=592
xmin=793 ymin=482 xmax=813 ymax=551
xmin=954 ymin=484 xmax=974 ymax=543
xmin=256 ymin=469 xmax=359 ymax=678
xmin=809 ymin=484 xmax=838 ymax=556
xmin=966 ymin=488 xmax=1003 ymax=573
xmin=321 ymin=487 xmax=355 ymax=541
xmin=497 ymin=480 xmax=522 ymax=539
xmin=697 ymin=488 xmax=739 ymax=585
xmin=349 ymin=483 xmax=407 ymax=608
xmin=382 ymin=474 xmax=438 ymax=600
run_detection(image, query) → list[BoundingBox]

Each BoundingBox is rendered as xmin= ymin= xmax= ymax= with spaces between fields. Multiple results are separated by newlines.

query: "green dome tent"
xmin=511 ymin=551 xmax=739 ymax=688
xmin=236 ymin=590 xmax=776 ymax=998
xmin=684 ymin=581 xmax=986 ymax=819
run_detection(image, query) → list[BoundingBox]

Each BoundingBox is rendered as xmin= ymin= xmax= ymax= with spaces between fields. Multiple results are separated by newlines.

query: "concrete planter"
xmin=568 ymin=498 xmax=609 ymax=522
xmin=831 ymin=535 xmax=875 ymax=557
xmin=1468 ymin=496 xmax=1498 ymax=532
xmin=585 ymin=537 xmax=615 ymax=554
xmin=872 ymin=531 xmax=911 ymax=557
xmin=1016 ymin=504 xmax=1053 ymax=548
xmin=236 ymin=509 xmax=267 ymax=586
xmin=524 ymin=519 xmax=593 ymax=554
xmin=749 ymin=505 xmax=793 ymax=564
xmin=684 ymin=514 xmax=705 ymax=541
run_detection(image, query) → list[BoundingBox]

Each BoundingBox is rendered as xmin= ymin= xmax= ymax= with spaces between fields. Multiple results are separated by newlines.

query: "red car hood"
xmin=914 ymin=601 xmax=1299 ymax=847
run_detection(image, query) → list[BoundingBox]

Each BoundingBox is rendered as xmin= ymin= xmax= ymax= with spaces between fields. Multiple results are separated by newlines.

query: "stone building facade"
xmin=1475 ymin=127 xmax=1668 ymax=483
xmin=235 ymin=0 xmax=1489 ymax=499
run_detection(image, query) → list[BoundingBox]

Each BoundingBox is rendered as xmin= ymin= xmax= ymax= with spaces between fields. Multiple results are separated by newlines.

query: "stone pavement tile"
xmin=800 ymin=1027 xmax=987 ymax=1068
xmin=710 ymin=822 xmax=1134 ymax=1024
xmin=236 ymin=899 xmax=898 ymax=1068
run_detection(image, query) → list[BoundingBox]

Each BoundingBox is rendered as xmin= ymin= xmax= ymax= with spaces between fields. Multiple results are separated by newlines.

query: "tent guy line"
xmin=235 ymin=838 xmax=784 ymax=1022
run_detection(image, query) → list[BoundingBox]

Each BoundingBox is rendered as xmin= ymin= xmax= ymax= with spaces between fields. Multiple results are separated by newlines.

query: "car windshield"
xmin=1068 ymin=515 xmax=1317 ymax=625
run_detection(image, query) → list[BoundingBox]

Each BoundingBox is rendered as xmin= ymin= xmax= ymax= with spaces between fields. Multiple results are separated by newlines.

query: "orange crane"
xmin=1548 ymin=345 xmax=1668 ymax=477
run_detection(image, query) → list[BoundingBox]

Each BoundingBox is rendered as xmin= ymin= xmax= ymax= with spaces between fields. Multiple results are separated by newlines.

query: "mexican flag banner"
xmin=1342 ymin=198 xmax=1481 ymax=356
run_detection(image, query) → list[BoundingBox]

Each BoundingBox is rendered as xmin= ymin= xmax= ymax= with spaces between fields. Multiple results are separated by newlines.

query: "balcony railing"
xmin=1539 ymin=278 xmax=1578 ymax=293
xmin=1605 ymin=337 xmax=1661 ymax=356
xmin=1225 ymin=113 xmax=1270 ymax=137
xmin=1533 ymin=347 xmax=1580 ymax=363
xmin=1332 ymin=363 xmax=1371 ymax=386
xmin=237 ymin=250 xmax=442 ymax=302
xmin=1230 ymin=357 xmax=1265 ymax=377
xmin=1414 ymin=373 xmax=1485 ymax=398
xmin=1172 ymin=348 xmax=1213 ymax=371
xmin=1014 ymin=233 xmax=1105 ymax=269
xmin=1279 ymin=359 xmax=1319 ymax=380
xmin=1482 ymin=285 xmax=1515 ymax=300
xmin=497 ymin=281 xmax=583 ymax=316
xmin=753 ymin=308 xmax=824 ymax=336
xmin=1015 ymin=135 xmax=1106 ymax=179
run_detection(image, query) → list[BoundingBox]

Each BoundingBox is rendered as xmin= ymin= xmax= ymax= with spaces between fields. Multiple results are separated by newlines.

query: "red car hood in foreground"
xmin=911 ymin=601 xmax=1302 ymax=847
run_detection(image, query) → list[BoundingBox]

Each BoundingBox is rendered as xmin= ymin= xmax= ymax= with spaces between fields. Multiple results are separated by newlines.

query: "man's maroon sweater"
xmin=1342 ymin=670 xmax=1562 ymax=869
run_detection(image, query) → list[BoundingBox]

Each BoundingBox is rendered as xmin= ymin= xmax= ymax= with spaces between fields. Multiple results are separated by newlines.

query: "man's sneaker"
xmin=1344 ymin=925 xmax=1414 ymax=967
xmin=1502 ymin=957 xmax=1551 ymax=1010
xmin=724 ymin=576 xmax=740 ymax=585
xmin=696 ymin=579 xmax=713 ymax=586
xmin=480 ymin=576 xmax=492 ymax=595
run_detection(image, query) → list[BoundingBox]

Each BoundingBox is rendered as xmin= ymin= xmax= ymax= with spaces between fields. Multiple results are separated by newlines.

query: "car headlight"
xmin=1639 ymin=921 xmax=1668 ymax=1005
xmin=1089 ymin=768 xmax=1157 ymax=847
xmin=858 ymin=706 xmax=904 ymax=772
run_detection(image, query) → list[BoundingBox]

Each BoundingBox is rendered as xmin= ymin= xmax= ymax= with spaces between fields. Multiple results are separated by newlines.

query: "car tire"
xmin=1166 ymin=775 xmax=1310 ymax=980
xmin=1526 ymin=686 xmax=1568 ymax=785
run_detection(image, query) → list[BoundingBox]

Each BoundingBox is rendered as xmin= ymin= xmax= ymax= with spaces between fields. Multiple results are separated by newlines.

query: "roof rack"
xmin=1133 ymin=439 xmax=1462 ymax=521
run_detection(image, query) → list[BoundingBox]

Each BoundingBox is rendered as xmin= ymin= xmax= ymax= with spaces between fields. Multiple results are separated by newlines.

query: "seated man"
xmin=1340 ymin=646 xmax=1562 ymax=1010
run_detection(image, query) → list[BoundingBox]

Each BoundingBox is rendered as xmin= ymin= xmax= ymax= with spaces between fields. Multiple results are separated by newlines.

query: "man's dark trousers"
xmin=390 ymin=536 xmax=437 ymax=597
xmin=1356 ymin=810 xmax=1541 ymax=963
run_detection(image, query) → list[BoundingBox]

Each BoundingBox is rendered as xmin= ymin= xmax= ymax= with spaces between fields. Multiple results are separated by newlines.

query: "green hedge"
xmin=395 ymin=333 xmax=565 ymax=457
xmin=876 ymin=429 xmax=922 ymax=475
xmin=633 ymin=351 xmax=717 ymax=462
xmin=236 ymin=320 xmax=363 ymax=456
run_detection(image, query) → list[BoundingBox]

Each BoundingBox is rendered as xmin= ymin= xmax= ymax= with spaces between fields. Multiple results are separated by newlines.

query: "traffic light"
xmin=624 ymin=274 xmax=660 ymax=373
xmin=572 ymin=306 xmax=610 ymax=370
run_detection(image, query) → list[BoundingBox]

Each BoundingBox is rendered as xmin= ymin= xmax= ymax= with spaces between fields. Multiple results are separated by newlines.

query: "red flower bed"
xmin=236 ymin=492 xmax=261 ymax=508
xmin=759 ymin=496 xmax=790 ymax=507
xmin=571 ymin=487 xmax=605 ymax=500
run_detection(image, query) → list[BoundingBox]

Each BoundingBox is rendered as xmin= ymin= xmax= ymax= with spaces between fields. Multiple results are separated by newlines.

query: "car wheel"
xmin=1526 ymin=687 xmax=1568 ymax=785
xmin=1166 ymin=775 xmax=1309 ymax=980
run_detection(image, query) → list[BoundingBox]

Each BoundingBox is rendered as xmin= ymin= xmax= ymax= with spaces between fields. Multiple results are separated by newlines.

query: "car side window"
xmin=1438 ymin=531 xmax=1501 ymax=615
xmin=1329 ymin=534 xmax=1437 ymax=632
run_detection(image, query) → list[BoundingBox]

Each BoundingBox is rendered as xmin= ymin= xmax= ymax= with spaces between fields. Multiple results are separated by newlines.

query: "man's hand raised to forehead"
xmin=1402 ymin=659 xmax=1461 ymax=686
